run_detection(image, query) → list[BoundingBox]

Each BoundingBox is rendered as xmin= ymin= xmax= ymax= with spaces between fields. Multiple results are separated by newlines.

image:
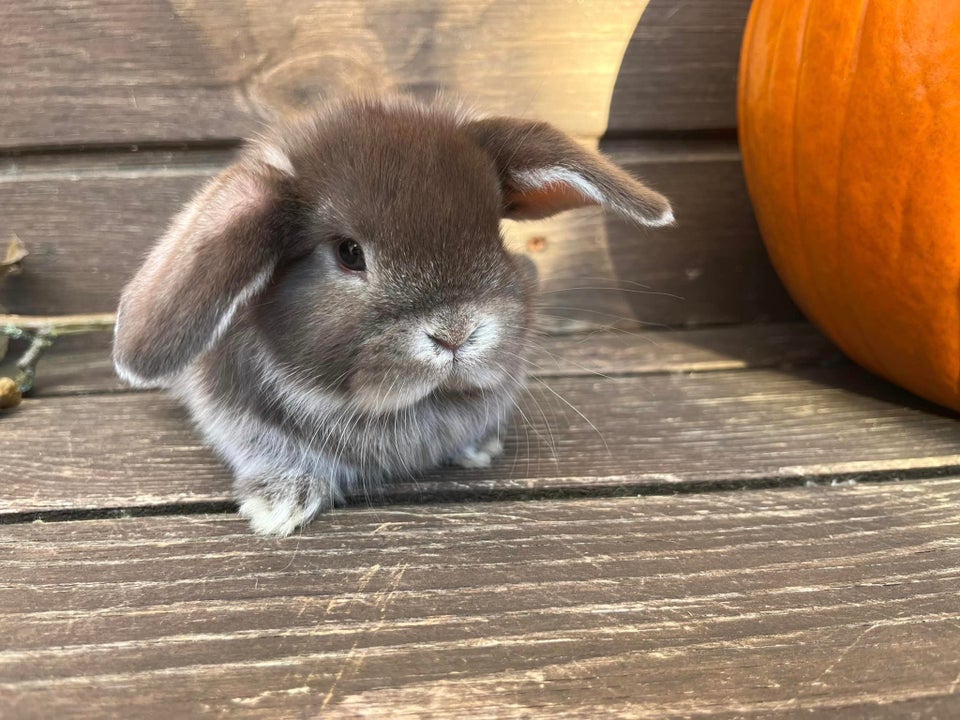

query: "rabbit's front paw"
xmin=236 ymin=474 xmax=343 ymax=537
xmin=238 ymin=495 xmax=308 ymax=537
xmin=450 ymin=435 xmax=505 ymax=469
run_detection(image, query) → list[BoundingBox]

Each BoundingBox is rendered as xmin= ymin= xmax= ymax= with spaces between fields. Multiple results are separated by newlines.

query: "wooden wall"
xmin=0 ymin=0 xmax=798 ymax=330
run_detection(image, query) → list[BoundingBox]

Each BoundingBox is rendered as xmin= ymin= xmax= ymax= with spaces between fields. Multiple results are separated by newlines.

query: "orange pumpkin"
xmin=739 ymin=1 xmax=960 ymax=411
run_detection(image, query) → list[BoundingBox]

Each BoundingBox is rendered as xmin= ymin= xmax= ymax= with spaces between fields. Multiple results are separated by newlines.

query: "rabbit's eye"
xmin=336 ymin=238 xmax=366 ymax=272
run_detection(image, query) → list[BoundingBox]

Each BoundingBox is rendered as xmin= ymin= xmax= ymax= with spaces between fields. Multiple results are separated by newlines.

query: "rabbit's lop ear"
xmin=114 ymin=159 xmax=293 ymax=386
xmin=466 ymin=117 xmax=674 ymax=226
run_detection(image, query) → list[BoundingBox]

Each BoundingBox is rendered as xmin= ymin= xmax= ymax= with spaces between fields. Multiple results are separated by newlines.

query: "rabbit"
xmin=113 ymin=95 xmax=673 ymax=536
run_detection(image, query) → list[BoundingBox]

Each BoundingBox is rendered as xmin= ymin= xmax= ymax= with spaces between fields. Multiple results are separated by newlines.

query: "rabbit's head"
xmin=113 ymin=96 xmax=673 ymax=412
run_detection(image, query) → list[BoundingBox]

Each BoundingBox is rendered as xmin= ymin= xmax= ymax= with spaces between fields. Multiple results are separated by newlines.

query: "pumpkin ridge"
xmin=790 ymin=0 xmax=815 ymax=329
xmin=832 ymin=0 xmax=894 ymax=382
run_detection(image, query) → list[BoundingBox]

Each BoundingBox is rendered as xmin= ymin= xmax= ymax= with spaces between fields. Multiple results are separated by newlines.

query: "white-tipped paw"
xmin=238 ymin=496 xmax=306 ymax=537
xmin=450 ymin=436 xmax=505 ymax=469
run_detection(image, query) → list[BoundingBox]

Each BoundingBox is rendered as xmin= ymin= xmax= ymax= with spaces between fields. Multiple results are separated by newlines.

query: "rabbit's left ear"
xmin=465 ymin=117 xmax=674 ymax=226
xmin=113 ymin=159 xmax=295 ymax=387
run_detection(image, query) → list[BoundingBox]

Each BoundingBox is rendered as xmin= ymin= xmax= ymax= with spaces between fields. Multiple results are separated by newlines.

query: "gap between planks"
xmin=0 ymin=323 xmax=840 ymax=399
xmin=0 ymin=136 xmax=740 ymax=178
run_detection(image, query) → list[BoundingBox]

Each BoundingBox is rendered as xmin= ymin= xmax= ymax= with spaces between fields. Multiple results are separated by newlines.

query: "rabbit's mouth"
xmin=345 ymin=309 xmax=527 ymax=414
xmin=347 ymin=358 xmax=521 ymax=416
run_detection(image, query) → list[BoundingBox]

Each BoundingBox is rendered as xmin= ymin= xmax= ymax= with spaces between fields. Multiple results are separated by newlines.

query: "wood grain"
xmin=4 ymin=359 xmax=959 ymax=516
xmin=2 ymin=480 xmax=958 ymax=718
xmin=606 ymin=0 xmax=751 ymax=134
xmin=0 ymin=142 xmax=797 ymax=327
xmin=0 ymin=0 xmax=750 ymax=150
xmin=0 ymin=323 xmax=840 ymax=398
xmin=601 ymin=140 xmax=798 ymax=326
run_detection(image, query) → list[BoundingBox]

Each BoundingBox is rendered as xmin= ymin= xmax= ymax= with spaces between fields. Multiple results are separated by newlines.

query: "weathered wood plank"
xmin=0 ymin=0 xmax=749 ymax=150
xmin=1 ymin=480 xmax=958 ymax=717
xmin=0 ymin=324 xmax=840 ymax=398
xmin=3 ymin=361 xmax=958 ymax=515
xmin=0 ymin=143 xmax=797 ymax=326
xmin=600 ymin=141 xmax=797 ymax=326
xmin=606 ymin=0 xmax=750 ymax=134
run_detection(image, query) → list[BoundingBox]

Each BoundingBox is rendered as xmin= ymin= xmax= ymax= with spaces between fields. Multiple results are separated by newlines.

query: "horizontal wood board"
xmin=4 ymin=355 xmax=959 ymax=515
xmin=606 ymin=0 xmax=749 ymax=135
xmin=0 ymin=0 xmax=751 ymax=150
xmin=2 ymin=480 xmax=959 ymax=718
xmin=0 ymin=142 xmax=799 ymax=326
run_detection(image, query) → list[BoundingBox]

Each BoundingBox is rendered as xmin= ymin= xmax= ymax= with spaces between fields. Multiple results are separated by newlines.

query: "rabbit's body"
xmin=177 ymin=313 xmax=516 ymax=534
xmin=114 ymin=96 xmax=672 ymax=535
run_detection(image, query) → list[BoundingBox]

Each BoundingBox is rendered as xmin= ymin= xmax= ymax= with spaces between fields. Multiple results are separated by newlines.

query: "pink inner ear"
xmin=504 ymin=185 xmax=596 ymax=220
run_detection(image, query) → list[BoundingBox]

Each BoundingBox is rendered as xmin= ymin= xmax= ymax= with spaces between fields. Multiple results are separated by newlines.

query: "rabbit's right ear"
xmin=465 ymin=117 xmax=673 ymax=226
xmin=113 ymin=159 xmax=295 ymax=386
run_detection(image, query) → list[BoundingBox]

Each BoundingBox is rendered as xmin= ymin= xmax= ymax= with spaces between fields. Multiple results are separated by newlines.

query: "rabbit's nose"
xmin=427 ymin=333 xmax=463 ymax=353
xmin=426 ymin=324 xmax=478 ymax=354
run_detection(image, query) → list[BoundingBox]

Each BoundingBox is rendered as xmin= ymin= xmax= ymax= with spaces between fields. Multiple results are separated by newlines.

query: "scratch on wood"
xmin=809 ymin=622 xmax=882 ymax=687
xmin=319 ymin=562 xmax=408 ymax=711
xmin=948 ymin=668 xmax=960 ymax=696
xmin=231 ymin=685 xmax=310 ymax=706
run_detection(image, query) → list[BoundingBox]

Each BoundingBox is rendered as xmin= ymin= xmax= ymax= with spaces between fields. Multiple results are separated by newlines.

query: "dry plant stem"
xmin=14 ymin=331 xmax=55 ymax=393
xmin=0 ymin=312 xmax=116 ymax=337
xmin=1 ymin=312 xmax=117 ymax=398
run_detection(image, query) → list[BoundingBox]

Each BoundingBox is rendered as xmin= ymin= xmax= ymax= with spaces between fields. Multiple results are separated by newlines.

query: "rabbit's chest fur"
xmin=176 ymin=328 xmax=517 ymax=488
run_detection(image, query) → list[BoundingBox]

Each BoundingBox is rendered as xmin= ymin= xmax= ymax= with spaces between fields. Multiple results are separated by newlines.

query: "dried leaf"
xmin=0 ymin=376 xmax=21 ymax=409
xmin=3 ymin=236 xmax=28 ymax=265
xmin=0 ymin=236 xmax=28 ymax=280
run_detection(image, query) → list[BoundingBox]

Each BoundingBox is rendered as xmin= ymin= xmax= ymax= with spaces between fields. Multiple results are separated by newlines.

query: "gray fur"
xmin=113 ymin=95 xmax=672 ymax=536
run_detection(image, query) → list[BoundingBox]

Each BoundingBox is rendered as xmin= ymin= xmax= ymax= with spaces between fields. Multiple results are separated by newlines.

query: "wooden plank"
xmin=0 ymin=143 xmax=798 ymax=326
xmin=3 ymin=360 xmax=959 ymax=515
xmin=0 ymin=0 xmax=749 ymax=151
xmin=1 ymin=480 xmax=958 ymax=717
xmin=606 ymin=0 xmax=751 ymax=134
xmin=0 ymin=324 xmax=840 ymax=398
xmin=601 ymin=141 xmax=798 ymax=326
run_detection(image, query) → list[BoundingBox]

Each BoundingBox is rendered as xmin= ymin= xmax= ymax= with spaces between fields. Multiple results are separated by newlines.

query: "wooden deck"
xmin=2 ymin=0 xmax=959 ymax=715
xmin=3 ymin=326 xmax=960 ymax=718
